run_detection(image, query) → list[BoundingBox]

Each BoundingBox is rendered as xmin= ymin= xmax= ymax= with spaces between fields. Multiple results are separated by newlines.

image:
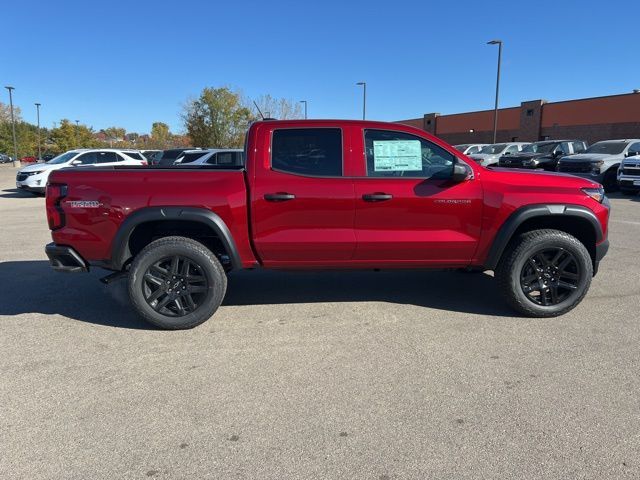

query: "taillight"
xmin=46 ymin=183 xmax=68 ymax=230
xmin=141 ymin=160 xmax=148 ymax=166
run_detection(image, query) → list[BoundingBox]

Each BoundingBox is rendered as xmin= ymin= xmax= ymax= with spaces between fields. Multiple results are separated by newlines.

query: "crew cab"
xmin=44 ymin=120 xmax=610 ymax=329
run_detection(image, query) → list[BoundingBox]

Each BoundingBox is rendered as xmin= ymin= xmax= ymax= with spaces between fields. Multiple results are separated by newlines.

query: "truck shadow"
xmin=0 ymin=261 xmax=514 ymax=329
xmin=0 ymin=188 xmax=41 ymax=198
xmin=224 ymin=269 xmax=513 ymax=317
xmin=0 ymin=260 xmax=151 ymax=329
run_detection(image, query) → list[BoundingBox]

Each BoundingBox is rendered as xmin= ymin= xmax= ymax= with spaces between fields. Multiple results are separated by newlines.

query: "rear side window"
xmin=180 ymin=152 xmax=207 ymax=164
xmin=272 ymin=128 xmax=342 ymax=176
xmin=215 ymin=152 xmax=234 ymax=165
xmin=364 ymin=129 xmax=454 ymax=179
xmin=123 ymin=152 xmax=145 ymax=160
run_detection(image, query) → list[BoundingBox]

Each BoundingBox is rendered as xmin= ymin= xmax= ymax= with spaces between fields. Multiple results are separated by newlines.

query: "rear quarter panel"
xmin=48 ymin=168 xmax=256 ymax=267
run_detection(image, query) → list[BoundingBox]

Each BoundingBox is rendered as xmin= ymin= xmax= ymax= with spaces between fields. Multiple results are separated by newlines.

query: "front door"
xmin=353 ymin=128 xmax=483 ymax=267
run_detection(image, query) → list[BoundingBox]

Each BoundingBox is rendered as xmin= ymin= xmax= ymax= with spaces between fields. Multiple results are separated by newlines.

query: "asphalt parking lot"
xmin=1 ymin=164 xmax=639 ymax=479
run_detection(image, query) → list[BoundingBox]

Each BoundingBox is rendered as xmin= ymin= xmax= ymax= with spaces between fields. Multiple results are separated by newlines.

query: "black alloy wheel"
xmin=142 ymin=255 xmax=209 ymax=317
xmin=519 ymin=248 xmax=580 ymax=306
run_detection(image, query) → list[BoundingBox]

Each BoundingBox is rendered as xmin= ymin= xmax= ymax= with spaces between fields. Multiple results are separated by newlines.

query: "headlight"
xmin=24 ymin=170 xmax=43 ymax=177
xmin=582 ymin=187 xmax=605 ymax=203
xmin=591 ymin=160 xmax=604 ymax=173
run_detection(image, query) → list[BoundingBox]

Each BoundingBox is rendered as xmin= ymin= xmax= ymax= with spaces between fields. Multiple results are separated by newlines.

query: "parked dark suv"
xmin=498 ymin=140 xmax=587 ymax=171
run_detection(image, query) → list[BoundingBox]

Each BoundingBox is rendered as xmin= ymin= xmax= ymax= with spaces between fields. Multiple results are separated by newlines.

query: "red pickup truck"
xmin=45 ymin=120 xmax=610 ymax=329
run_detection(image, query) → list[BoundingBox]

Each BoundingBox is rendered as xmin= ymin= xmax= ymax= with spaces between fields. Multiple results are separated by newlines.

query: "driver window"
xmin=75 ymin=152 xmax=97 ymax=164
xmin=364 ymin=129 xmax=454 ymax=179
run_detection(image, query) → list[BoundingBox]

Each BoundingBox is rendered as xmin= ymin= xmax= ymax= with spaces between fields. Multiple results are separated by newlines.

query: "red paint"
xmin=48 ymin=119 xmax=609 ymax=271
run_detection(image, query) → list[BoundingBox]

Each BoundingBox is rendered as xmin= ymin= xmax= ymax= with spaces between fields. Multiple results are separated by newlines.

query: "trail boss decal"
xmin=67 ymin=200 xmax=102 ymax=208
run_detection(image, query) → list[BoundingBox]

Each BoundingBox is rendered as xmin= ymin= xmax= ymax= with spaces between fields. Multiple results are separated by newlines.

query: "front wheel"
xmin=495 ymin=229 xmax=593 ymax=317
xmin=602 ymin=169 xmax=618 ymax=193
xmin=128 ymin=236 xmax=227 ymax=329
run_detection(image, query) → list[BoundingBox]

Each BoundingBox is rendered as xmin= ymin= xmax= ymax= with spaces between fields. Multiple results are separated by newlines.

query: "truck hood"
xmin=18 ymin=162 xmax=66 ymax=173
xmin=487 ymin=166 xmax=601 ymax=189
xmin=559 ymin=153 xmax=615 ymax=163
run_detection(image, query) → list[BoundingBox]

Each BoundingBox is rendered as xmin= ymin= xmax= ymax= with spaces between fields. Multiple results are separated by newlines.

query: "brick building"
xmin=396 ymin=91 xmax=640 ymax=145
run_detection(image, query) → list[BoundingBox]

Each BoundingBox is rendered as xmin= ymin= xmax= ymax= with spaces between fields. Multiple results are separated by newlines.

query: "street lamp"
xmin=300 ymin=100 xmax=307 ymax=119
xmin=35 ymin=103 xmax=42 ymax=160
xmin=356 ymin=82 xmax=366 ymax=120
xmin=4 ymin=86 xmax=19 ymax=167
xmin=487 ymin=40 xmax=503 ymax=144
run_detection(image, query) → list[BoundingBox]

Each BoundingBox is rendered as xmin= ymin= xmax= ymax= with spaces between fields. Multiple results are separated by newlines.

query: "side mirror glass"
xmin=70 ymin=159 xmax=82 ymax=165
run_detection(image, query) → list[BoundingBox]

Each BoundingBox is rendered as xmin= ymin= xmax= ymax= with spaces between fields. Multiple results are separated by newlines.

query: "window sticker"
xmin=373 ymin=140 xmax=422 ymax=171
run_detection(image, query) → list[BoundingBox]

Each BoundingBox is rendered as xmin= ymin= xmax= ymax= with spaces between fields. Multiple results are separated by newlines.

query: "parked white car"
xmin=453 ymin=144 xmax=488 ymax=155
xmin=16 ymin=149 xmax=148 ymax=194
xmin=173 ymin=149 xmax=244 ymax=166
xmin=469 ymin=142 xmax=530 ymax=167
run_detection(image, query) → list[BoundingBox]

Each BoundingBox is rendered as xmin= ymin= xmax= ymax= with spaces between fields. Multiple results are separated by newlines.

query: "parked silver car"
xmin=557 ymin=139 xmax=640 ymax=192
xmin=468 ymin=142 xmax=530 ymax=167
xmin=453 ymin=144 xmax=488 ymax=155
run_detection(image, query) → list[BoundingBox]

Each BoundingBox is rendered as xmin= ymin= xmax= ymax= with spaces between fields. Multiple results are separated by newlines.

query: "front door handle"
xmin=362 ymin=192 xmax=393 ymax=202
xmin=264 ymin=192 xmax=296 ymax=202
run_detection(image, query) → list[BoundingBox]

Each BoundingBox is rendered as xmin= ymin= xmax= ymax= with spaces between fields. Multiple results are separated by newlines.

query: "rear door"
xmin=352 ymin=128 xmax=483 ymax=266
xmin=251 ymin=126 xmax=356 ymax=267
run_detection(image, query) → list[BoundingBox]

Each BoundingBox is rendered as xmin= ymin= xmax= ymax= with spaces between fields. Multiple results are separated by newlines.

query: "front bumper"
xmin=16 ymin=174 xmax=47 ymax=193
xmin=618 ymin=176 xmax=640 ymax=191
xmin=45 ymin=243 xmax=89 ymax=273
xmin=593 ymin=239 xmax=609 ymax=276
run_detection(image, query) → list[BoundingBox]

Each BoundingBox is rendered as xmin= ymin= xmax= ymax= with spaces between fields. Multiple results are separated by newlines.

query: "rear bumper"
xmin=45 ymin=243 xmax=89 ymax=273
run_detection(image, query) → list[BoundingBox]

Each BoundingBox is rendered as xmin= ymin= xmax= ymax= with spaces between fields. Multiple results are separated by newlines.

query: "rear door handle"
xmin=264 ymin=192 xmax=296 ymax=202
xmin=362 ymin=193 xmax=393 ymax=202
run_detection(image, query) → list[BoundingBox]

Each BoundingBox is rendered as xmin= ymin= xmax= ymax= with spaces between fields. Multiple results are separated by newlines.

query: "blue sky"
xmin=4 ymin=0 xmax=637 ymax=134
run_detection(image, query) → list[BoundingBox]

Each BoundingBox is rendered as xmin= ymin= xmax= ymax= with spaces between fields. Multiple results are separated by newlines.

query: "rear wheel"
xmin=128 ymin=236 xmax=227 ymax=329
xmin=496 ymin=229 xmax=592 ymax=317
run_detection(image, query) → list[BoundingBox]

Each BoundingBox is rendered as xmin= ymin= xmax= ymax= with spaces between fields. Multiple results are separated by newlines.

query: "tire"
xmin=128 ymin=236 xmax=227 ymax=329
xmin=602 ymin=169 xmax=618 ymax=193
xmin=495 ymin=229 xmax=592 ymax=318
xmin=620 ymin=188 xmax=638 ymax=196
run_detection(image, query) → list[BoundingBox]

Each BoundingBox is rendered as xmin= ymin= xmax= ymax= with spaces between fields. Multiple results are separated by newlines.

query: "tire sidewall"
xmin=129 ymin=241 xmax=225 ymax=329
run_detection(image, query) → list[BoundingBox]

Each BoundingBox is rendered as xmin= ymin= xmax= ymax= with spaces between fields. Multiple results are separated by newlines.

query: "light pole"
xmin=35 ymin=103 xmax=41 ymax=160
xmin=356 ymin=82 xmax=366 ymax=120
xmin=487 ymin=40 xmax=502 ymax=144
xmin=75 ymin=120 xmax=79 ymax=147
xmin=300 ymin=100 xmax=307 ymax=119
xmin=4 ymin=86 xmax=19 ymax=167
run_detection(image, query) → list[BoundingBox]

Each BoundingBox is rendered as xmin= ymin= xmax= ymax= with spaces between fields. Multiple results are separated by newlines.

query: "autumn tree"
xmin=253 ymin=94 xmax=304 ymax=120
xmin=182 ymin=87 xmax=253 ymax=148
xmin=50 ymin=119 xmax=99 ymax=152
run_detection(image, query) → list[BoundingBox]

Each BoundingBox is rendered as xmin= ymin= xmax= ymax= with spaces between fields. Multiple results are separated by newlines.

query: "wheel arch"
xmin=483 ymin=204 xmax=603 ymax=271
xmin=110 ymin=207 xmax=241 ymax=271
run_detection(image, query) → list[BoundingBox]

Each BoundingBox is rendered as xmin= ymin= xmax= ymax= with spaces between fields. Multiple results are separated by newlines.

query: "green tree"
xmin=0 ymin=102 xmax=22 ymax=123
xmin=103 ymin=127 xmax=127 ymax=146
xmin=149 ymin=122 xmax=172 ymax=148
xmin=182 ymin=87 xmax=253 ymax=148
xmin=50 ymin=119 xmax=100 ymax=153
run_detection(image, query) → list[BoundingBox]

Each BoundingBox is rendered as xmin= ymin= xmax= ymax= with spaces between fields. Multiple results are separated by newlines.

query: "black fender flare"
xmin=109 ymin=207 xmax=242 ymax=270
xmin=483 ymin=204 xmax=604 ymax=270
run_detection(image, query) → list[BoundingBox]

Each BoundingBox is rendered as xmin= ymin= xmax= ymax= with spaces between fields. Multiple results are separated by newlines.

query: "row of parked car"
xmin=454 ymin=138 xmax=640 ymax=194
xmin=14 ymin=147 xmax=243 ymax=194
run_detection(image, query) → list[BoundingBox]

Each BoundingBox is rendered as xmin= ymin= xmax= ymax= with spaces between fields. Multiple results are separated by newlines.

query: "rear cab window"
xmin=271 ymin=128 xmax=342 ymax=176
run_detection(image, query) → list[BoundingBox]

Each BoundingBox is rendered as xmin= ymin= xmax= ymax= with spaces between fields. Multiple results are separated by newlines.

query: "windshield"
xmin=46 ymin=151 xmax=78 ymax=164
xmin=522 ymin=142 xmax=556 ymax=154
xmin=479 ymin=144 xmax=507 ymax=154
xmin=585 ymin=142 xmax=627 ymax=155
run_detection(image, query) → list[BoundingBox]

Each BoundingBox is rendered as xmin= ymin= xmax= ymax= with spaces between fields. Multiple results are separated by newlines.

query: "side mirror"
xmin=452 ymin=162 xmax=472 ymax=182
xmin=504 ymin=151 xmax=511 ymax=155
xmin=70 ymin=159 xmax=82 ymax=165
xmin=626 ymin=151 xmax=638 ymax=157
